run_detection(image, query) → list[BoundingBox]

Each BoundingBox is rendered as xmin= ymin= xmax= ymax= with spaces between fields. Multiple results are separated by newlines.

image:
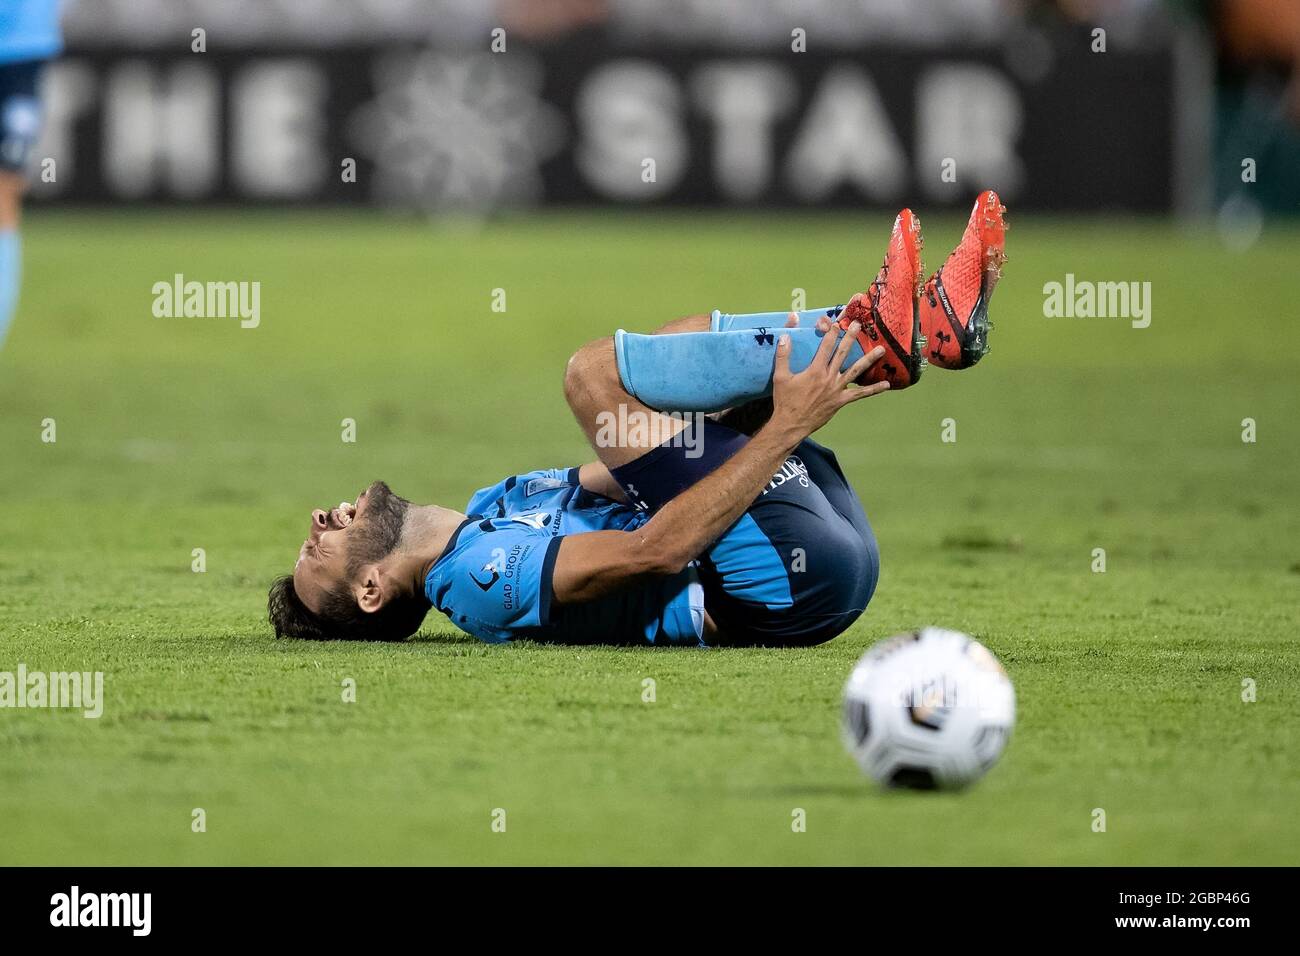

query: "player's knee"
xmin=563 ymin=336 xmax=616 ymax=410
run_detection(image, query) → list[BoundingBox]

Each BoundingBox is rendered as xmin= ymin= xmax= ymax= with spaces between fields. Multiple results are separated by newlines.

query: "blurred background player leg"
xmin=0 ymin=0 xmax=62 ymax=350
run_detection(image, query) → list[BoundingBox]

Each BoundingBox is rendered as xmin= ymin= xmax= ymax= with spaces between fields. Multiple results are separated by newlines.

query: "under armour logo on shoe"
xmin=930 ymin=329 xmax=951 ymax=358
xmin=932 ymin=329 xmax=952 ymax=359
xmin=754 ymin=330 xmax=774 ymax=346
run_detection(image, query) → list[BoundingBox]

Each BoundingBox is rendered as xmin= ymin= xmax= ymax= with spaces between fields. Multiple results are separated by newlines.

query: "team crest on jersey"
xmin=469 ymin=561 xmax=501 ymax=591
xmin=525 ymin=476 xmax=569 ymax=497
xmin=509 ymin=512 xmax=552 ymax=530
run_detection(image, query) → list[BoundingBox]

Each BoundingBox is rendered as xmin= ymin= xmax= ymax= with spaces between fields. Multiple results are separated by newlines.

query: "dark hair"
xmin=267 ymin=574 xmax=429 ymax=642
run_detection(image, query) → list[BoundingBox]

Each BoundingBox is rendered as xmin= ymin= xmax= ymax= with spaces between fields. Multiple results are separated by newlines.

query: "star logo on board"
xmin=349 ymin=52 xmax=566 ymax=214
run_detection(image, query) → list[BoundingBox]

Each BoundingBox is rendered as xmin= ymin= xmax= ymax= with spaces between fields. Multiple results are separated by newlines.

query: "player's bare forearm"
xmin=551 ymin=419 xmax=802 ymax=604
xmin=552 ymin=322 xmax=889 ymax=605
xmin=636 ymin=419 xmax=802 ymax=567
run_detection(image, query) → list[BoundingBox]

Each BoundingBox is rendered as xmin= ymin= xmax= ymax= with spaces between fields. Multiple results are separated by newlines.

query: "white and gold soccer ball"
xmin=842 ymin=627 xmax=1015 ymax=790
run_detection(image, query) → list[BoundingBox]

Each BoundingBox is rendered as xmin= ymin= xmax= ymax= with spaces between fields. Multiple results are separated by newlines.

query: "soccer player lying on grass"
xmin=268 ymin=192 xmax=1007 ymax=647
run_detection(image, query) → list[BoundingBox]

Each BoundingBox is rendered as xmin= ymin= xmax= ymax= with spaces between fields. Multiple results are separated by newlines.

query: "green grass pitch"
xmin=1 ymin=210 xmax=1297 ymax=865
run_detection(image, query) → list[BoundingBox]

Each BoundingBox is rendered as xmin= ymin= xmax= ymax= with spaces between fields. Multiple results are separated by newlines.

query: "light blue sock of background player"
xmin=614 ymin=322 xmax=867 ymax=413
xmin=0 ymin=229 xmax=20 ymax=348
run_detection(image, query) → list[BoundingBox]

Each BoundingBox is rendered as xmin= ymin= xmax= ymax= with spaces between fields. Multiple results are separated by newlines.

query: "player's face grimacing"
xmin=291 ymin=480 xmax=408 ymax=615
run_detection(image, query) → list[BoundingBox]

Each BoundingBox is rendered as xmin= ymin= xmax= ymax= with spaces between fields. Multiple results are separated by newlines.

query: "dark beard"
xmin=345 ymin=481 xmax=411 ymax=575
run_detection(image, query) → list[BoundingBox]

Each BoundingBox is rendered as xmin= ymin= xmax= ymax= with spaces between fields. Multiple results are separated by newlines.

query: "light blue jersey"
xmin=424 ymin=468 xmax=705 ymax=646
xmin=0 ymin=0 xmax=63 ymax=64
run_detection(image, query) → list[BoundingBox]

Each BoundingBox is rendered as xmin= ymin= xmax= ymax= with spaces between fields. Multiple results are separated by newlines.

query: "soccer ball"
xmin=842 ymin=627 xmax=1015 ymax=790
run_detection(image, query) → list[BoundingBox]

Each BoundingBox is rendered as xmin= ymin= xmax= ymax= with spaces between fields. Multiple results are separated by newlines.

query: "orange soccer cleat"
xmin=838 ymin=207 xmax=925 ymax=390
xmin=920 ymin=190 xmax=1007 ymax=370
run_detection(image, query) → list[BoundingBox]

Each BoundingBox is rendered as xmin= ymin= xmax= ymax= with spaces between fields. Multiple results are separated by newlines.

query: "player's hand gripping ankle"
xmin=768 ymin=313 xmax=889 ymax=446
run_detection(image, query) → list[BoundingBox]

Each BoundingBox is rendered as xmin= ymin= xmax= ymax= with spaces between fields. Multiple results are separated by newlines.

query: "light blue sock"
xmin=711 ymin=305 xmax=865 ymax=378
xmin=0 ymin=229 xmax=20 ymax=348
xmin=615 ymin=325 xmax=862 ymax=413
xmin=710 ymin=305 xmax=845 ymax=333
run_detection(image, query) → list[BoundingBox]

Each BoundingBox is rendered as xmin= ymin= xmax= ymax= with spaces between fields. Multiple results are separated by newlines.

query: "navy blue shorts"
xmin=610 ymin=420 xmax=879 ymax=647
xmin=0 ymin=59 xmax=47 ymax=173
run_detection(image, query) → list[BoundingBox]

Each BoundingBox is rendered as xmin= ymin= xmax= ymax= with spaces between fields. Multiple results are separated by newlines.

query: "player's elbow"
xmin=635 ymin=531 xmax=693 ymax=577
